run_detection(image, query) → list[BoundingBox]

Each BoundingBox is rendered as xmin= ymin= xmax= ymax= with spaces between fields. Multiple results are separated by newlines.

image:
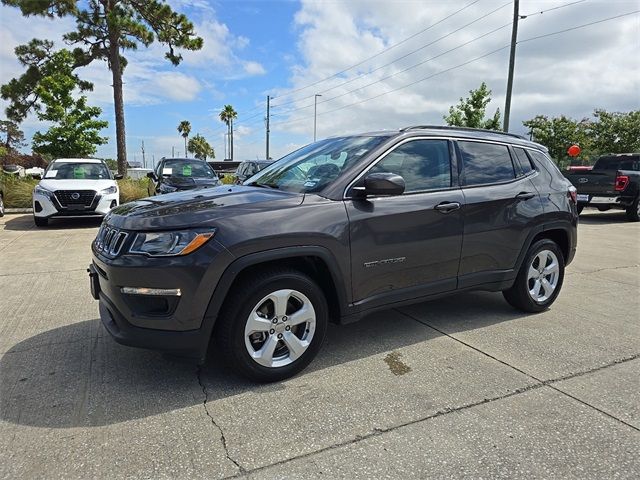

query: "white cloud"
xmin=243 ymin=61 xmax=266 ymax=76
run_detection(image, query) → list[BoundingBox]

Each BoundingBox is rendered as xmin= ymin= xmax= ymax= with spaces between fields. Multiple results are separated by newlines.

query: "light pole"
xmin=313 ymin=94 xmax=322 ymax=142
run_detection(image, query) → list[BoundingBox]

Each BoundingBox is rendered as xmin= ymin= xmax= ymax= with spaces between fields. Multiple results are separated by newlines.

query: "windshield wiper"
xmin=247 ymin=181 xmax=279 ymax=189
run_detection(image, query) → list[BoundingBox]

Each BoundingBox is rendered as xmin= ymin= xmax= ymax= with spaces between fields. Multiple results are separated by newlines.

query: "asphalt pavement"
xmin=0 ymin=211 xmax=638 ymax=479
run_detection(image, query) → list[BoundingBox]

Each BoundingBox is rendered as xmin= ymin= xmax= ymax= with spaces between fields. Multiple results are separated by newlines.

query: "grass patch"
xmin=0 ymin=175 xmax=38 ymax=208
xmin=117 ymin=178 xmax=150 ymax=203
xmin=221 ymin=173 xmax=237 ymax=185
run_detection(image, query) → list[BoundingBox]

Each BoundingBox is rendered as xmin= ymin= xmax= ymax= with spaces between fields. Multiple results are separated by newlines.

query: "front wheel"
xmin=503 ymin=239 xmax=565 ymax=313
xmin=626 ymin=197 xmax=640 ymax=222
xmin=215 ymin=269 xmax=328 ymax=382
xmin=33 ymin=215 xmax=48 ymax=227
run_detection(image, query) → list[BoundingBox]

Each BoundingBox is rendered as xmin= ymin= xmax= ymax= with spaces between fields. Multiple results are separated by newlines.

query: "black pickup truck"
xmin=564 ymin=153 xmax=640 ymax=221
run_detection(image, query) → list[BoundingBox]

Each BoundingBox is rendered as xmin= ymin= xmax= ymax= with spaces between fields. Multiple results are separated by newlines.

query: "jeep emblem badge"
xmin=71 ymin=192 xmax=81 ymax=200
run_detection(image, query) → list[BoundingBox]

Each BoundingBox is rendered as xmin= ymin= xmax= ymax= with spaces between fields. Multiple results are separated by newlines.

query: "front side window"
xmin=369 ymin=139 xmax=451 ymax=192
xmin=247 ymin=136 xmax=390 ymax=193
xmin=458 ymin=141 xmax=515 ymax=185
xmin=44 ymin=162 xmax=111 ymax=180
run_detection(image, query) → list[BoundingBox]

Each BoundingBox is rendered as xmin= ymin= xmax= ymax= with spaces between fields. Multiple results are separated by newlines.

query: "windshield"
xmin=245 ymin=136 xmax=389 ymax=193
xmin=44 ymin=162 xmax=111 ymax=180
xmin=162 ymin=159 xmax=215 ymax=178
xmin=593 ymin=155 xmax=639 ymax=171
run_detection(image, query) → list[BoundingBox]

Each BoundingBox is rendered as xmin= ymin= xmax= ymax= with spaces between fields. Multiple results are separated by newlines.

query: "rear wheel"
xmin=33 ymin=216 xmax=48 ymax=227
xmin=215 ymin=268 xmax=328 ymax=382
xmin=626 ymin=197 xmax=640 ymax=222
xmin=503 ymin=239 xmax=565 ymax=313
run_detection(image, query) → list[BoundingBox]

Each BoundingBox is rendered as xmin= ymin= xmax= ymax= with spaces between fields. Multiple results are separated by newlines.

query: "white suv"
xmin=33 ymin=158 xmax=121 ymax=227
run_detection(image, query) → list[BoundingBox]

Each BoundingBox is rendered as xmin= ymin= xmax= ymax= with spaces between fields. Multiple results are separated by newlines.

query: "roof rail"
xmin=399 ymin=125 xmax=527 ymax=140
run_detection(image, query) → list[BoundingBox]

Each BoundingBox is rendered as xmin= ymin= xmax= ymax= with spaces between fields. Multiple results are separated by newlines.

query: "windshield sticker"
xmin=73 ymin=166 xmax=86 ymax=179
xmin=182 ymin=165 xmax=192 ymax=176
xmin=44 ymin=170 xmax=58 ymax=178
xmin=303 ymin=180 xmax=317 ymax=188
xmin=162 ymin=168 xmax=172 ymax=176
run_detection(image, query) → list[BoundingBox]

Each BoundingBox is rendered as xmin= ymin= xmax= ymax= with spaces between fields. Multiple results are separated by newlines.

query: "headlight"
xmin=101 ymin=185 xmax=118 ymax=195
xmin=34 ymin=185 xmax=52 ymax=198
xmin=159 ymin=184 xmax=178 ymax=193
xmin=129 ymin=229 xmax=216 ymax=256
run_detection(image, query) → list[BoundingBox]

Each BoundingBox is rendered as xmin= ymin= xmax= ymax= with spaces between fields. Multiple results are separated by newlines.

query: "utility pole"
xmin=503 ymin=0 xmax=519 ymax=132
xmin=314 ymin=94 xmax=322 ymax=142
xmin=141 ymin=140 xmax=146 ymax=168
xmin=265 ymin=95 xmax=271 ymax=160
xmin=171 ymin=146 xmax=175 ymax=157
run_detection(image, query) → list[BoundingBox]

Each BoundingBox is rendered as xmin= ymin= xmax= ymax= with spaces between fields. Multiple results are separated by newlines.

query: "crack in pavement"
xmin=566 ymin=264 xmax=639 ymax=276
xmin=196 ymin=365 xmax=245 ymax=474
xmin=0 ymin=268 xmax=88 ymax=277
xmin=399 ymin=309 xmax=640 ymax=433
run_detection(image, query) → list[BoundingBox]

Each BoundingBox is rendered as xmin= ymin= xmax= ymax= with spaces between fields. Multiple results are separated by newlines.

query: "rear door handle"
xmin=434 ymin=201 xmax=461 ymax=213
xmin=515 ymin=192 xmax=536 ymax=200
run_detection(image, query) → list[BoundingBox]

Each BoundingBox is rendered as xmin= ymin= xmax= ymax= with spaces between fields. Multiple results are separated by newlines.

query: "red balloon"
xmin=567 ymin=145 xmax=581 ymax=157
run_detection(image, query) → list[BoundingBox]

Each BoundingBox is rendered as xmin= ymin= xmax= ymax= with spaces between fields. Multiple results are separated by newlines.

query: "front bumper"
xmin=90 ymin=237 xmax=234 ymax=357
xmin=33 ymin=191 xmax=119 ymax=218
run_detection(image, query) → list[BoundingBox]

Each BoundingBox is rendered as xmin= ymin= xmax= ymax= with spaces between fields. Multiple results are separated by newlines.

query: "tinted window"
xmin=513 ymin=147 xmax=534 ymax=175
xmin=459 ymin=141 xmax=515 ymax=185
xmin=593 ymin=155 xmax=640 ymax=171
xmin=369 ymin=139 xmax=451 ymax=192
xmin=528 ymin=150 xmax=562 ymax=175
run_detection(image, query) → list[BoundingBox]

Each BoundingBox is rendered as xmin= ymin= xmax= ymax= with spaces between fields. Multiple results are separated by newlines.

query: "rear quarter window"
xmin=458 ymin=141 xmax=515 ymax=186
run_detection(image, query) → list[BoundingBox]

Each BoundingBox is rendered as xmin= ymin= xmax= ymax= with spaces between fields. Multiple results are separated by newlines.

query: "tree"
xmin=188 ymin=134 xmax=214 ymax=160
xmin=219 ymin=105 xmax=237 ymax=160
xmin=523 ymin=115 xmax=592 ymax=166
xmin=588 ymin=109 xmax=640 ymax=154
xmin=177 ymin=120 xmax=191 ymax=157
xmin=0 ymin=120 xmax=26 ymax=152
xmin=30 ymin=49 xmax=108 ymax=158
xmin=444 ymin=82 xmax=501 ymax=131
xmin=2 ymin=1 xmax=203 ymax=175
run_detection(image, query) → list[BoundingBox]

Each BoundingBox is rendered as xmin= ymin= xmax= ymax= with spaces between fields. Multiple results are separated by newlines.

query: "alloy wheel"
xmin=527 ymin=249 xmax=560 ymax=303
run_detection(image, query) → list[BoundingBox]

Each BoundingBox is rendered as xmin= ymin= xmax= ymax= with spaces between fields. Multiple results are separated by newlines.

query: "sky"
xmin=0 ymin=0 xmax=639 ymax=167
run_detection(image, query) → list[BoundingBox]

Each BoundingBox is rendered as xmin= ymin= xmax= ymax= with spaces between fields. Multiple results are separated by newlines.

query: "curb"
xmin=5 ymin=208 xmax=33 ymax=213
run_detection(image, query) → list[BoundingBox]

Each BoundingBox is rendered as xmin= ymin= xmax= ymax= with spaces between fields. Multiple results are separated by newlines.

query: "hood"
xmin=163 ymin=176 xmax=219 ymax=189
xmin=39 ymin=178 xmax=116 ymax=192
xmin=106 ymin=185 xmax=304 ymax=230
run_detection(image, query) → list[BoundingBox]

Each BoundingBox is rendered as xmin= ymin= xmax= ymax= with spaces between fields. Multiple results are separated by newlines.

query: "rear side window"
xmin=593 ymin=155 xmax=640 ymax=171
xmin=528 ymin=149 xmax=562 ymax=175
xmin=458 ymin=141 xmax=515 ymax=185
xmin=370 ymin=139 xmax=451 ymax=192
xmin=513 ymin=147 xmax=535 ymax=175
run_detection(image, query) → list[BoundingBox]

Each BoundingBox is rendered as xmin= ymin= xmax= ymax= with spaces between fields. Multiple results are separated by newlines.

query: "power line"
xmin=521 ymin=0 xmax=588 ymax=18
xmin=271 ymin=9 xmax=639 ymax=130
xmin=271 ymin=1 xmax=511 ymax=110
xmin=269 ymin=0 xmax=482 ymax=103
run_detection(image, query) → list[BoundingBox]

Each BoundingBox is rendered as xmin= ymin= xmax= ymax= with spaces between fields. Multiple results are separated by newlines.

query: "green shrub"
xmin=117 ymin=177 xmax=150 ymax=203
xmin=221 ymin=173 xmax=236 ymax=185
xmin=1 ymin=175 xmax=38 ymax=208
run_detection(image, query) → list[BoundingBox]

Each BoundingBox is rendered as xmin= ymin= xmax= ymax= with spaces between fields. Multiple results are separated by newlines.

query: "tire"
xmin=626 ymin=197 xmax=640 ymax=222
xmin=576 ymin=204 xmax=584 ymax=215
xmin=215 ymin=268 xmax=329 ymax=382
xmin=597 ymin=206 xmax=610 ymax=212
xmin=0 ymin=194 xmax=4 ymax=217
xmin=503 ymin=239 xmax=565 ymax=313
xmin=33 ymin=216 xmax=48 ymax=227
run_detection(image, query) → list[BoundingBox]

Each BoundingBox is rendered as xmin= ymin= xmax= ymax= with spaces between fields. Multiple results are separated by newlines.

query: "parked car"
xmin=147 ymin=158 xmax=221 ymax=196
xmin=89 ymin=126 xmax=578 ymax=382
xmin=33 ymin=158 xmax=122 ymax=227
xmin=25 ymin=167 xmax=45 ymax=179
xmin=564 ymin=153 xmax=640 ymax=221
xmin=234 ymin=160 xmax=275 ymax=184
xmin=2 ymin=164 xmax=25 ymax=177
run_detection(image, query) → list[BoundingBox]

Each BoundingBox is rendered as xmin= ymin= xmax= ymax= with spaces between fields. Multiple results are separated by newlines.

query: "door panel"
xmin=347 ymin=189 xmax=464 ymax=302
xmin=459 ymin=176 xmax=543 ymax=279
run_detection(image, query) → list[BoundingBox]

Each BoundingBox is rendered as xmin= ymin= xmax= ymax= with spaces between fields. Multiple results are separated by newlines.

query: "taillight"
xmin=614 ymin=173 xmax=629 ymax=191
xmin=568 ymin=185 xmax=577 ymax=204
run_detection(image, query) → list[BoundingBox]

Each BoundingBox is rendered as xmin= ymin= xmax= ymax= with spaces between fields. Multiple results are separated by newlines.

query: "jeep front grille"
xmin=94 ymin=225 xmax=129 ymax=257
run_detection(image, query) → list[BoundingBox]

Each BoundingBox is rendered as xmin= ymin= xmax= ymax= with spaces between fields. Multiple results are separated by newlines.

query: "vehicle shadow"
xmin=2 ymin=214 xmax=102 ymax=231
xmin=578 ymin=211 xmax=631 ymax=224
xmin=0 ymin=291 xmax=525 ymax=429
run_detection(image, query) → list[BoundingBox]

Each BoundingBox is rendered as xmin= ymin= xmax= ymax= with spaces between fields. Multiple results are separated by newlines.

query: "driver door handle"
xmin=515 ymin=192 xmax=536 ymax=200
xmin=434 ymin=201 xmax=461 ymax=213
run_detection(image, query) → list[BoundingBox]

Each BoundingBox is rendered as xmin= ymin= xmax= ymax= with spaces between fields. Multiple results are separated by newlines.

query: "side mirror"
xmin=146 ymin=172 xmax=157 ymax=180
xmin=218 ymin=172 xmax=225 ymax=179
xmin=114 ymin=174 xmax=123 ymax=180
xmin=354 ymin=173 xmax=405 ymax=197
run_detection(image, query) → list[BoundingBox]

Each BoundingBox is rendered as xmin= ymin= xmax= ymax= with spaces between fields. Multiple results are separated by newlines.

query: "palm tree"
xmin=219 ymin=105 xmax=238 ymax=160
xmin=177 ymin=120 xmax=191 ymax=157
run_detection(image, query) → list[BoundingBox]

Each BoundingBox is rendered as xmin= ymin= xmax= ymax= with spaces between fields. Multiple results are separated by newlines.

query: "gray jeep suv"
xmin=89 ymin=126 xmax=578 ymax=382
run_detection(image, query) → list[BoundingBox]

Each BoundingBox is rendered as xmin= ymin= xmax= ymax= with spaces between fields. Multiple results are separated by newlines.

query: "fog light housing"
xmin=120 ymin=287 xmax=181 ymax=296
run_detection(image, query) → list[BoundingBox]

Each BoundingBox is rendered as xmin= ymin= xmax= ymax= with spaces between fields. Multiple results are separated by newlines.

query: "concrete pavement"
xmin=0 ymin=211 xmax=638 ymax=479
